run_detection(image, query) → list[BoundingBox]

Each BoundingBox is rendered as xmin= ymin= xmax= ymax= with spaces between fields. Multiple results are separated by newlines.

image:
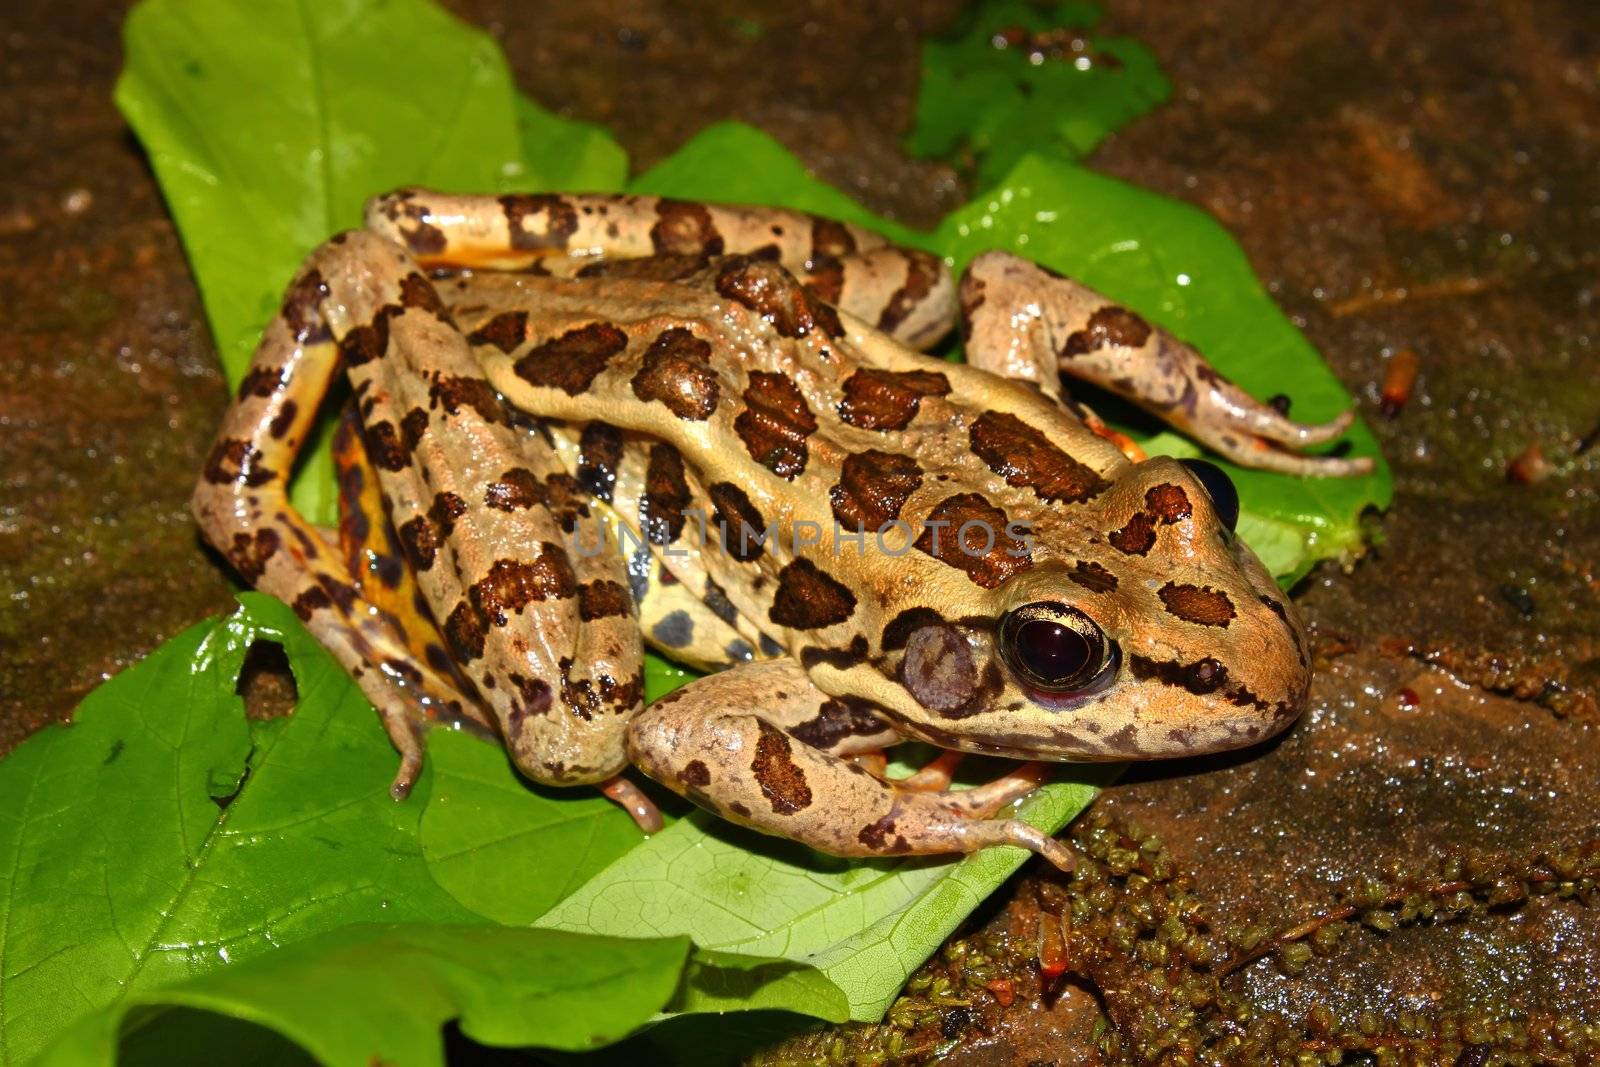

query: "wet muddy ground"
xmin=1 ymin=0 xmax=1596 ymax=1061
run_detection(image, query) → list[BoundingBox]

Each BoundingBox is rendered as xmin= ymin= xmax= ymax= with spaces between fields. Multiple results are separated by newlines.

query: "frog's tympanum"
xmin=194 ymin=191 xmax=1371 ymax=870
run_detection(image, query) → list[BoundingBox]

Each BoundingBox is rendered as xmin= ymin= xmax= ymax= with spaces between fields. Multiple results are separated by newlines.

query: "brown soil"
xmin=1 ymin=0 xmax=1595 ymax=1062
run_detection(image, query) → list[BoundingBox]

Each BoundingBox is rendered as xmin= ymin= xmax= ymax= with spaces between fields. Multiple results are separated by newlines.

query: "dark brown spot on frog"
xmin=578 ymin=578 xmax=632 ymax=620
xmin=1061 ymin=305 xmax=1152 ymax=357
xmin=314 ymin=573 xmax=358 ymax=614
xmin=238 ymin=364 xmax=288 ymax=400
xmin=1129 ymin=653 xmax=1228 ymax=696
xmin=969 ymin=411 xmax=1108 ymax=504
xmin=577 ymin=422 xmax=623 ymax=502
xmin=809 ymin=215 xmax=857 ymax=261
xmin=338 ymin=309 xmax=393 ymax=366
xmin=882 ymin=607 xmax=944 ymax=652
xmin=641 ymin=443 xmax=692 ymax=545
xmin=902 ymin=623 xmax=979 ymax=714
xmin=383 ymin=195 xmax=448 ymax=255
xmin=501 ymin=193 xmax=579 ymax=252
xmin=1068 ymin=560 xmax=1119 ymax=593
xmin=204 ymin=439 xmax=274 ymax=486
xmin=1147 ymin=483 xmax=1192 ymax=522
xmin=470 ymin=547 xmax=577 ymax=627
xmin=729 ymin=801 xmax=751 ymax=818
xmin=830 ymin=450 xmax=923 ymax=531
xmin=429 ymin=373 xmax=508 ymax=425
xmin=398 ymin=272 xmax=450 ymax=321
xmin=837 ymin=368 xmax=950 ymax=431
xmin=505 ymin=675 xmax=553 ymax=740
xmin=399 ymin=407 xmax=428 ymax=451
xmin=735 ymin=371 xmax=817 ymax=478
xmin=682 ymin=760 xmax=711 ymax=787
xmin=382 ymin=658 xmax=423 ymax=687
xmin=858 ymin=815 xmax=909 ymax=852
xmin=291 ymin=585 xmax=332 ymax=621
xmin=483 ymin=468 xmax=543 ymax=512
xmin=429 ymin=491 xmax=466 ymax=537
xmin=445 ymin=601 xmax=487 ymax=662
xmin=268 ymin=400 xmax=299 ymax=440
xmin=543 ymin=472 xmax=588 ymax=532
xmin=752 ymin=720 xmax=812 ymax=814
xmin=803 ymin=256 xmax=843 ymax=305
xmin=877 ymin=250 xmax=943 ymax=334
xmin=650 ymin=199 xmax=724 ymax=256
xmin=514 ymin=321 xmax=628 ymax=396
xmin=1159 ymin=582 xmax=1237 ymax=627
xmin=769 ymin=557 xmax=857 ymax=630
xmin=281 ymin=268 xmax=331 ymax=344
xmin=364 ymin=420 xmax=409 ymax=472
xmin=631 ymin=326 xmax=718 ymax=420
xmin=1110 ymin=483 xmax=1191 ymax=555
xmin=716 ymin=257 xmax=839 ymax=340
xmin=226 ymin=529 xmax=280 ymax=583
xmin=708 ymin=481 xmax=769 ymax=561
xmin=914 ymin=493 xmax=1032 ymax=589
xmin=466 ymin=310 xmax=527 ymax=354
xmin=789 ymin=698 xmax=886 ymax=752
xmin=397 ymin=514 xmax=439 ymax=570
xmin=800 ymin=635 xmax=869 ymax=671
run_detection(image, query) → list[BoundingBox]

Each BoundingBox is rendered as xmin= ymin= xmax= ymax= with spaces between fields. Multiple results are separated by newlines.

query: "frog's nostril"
xmin=1179 ymin=458 xmax=1240 ymax=531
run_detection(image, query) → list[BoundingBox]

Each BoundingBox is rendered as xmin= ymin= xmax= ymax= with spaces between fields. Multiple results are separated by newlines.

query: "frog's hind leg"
xmin=363 ymin=188 xmax=956 ymax=350
xmin=626 ymin=660 xmax=1075 ymax=871
xmin=959 ymin=251 xmax=1374 ymax=476
xmin=192 ymin=258 xmax=478 ymax=797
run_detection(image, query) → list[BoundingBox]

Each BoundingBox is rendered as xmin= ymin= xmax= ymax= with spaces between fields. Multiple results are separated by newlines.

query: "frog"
xmin=192 ymin=188 xmax=1371 ymax=871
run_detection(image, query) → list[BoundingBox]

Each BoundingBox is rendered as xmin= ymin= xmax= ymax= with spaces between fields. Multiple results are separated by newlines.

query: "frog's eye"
xmin=1179 ymin=458 xmax=1240 ymax=531
xmin=1000 ymin=602 xmax=1118 ymax=695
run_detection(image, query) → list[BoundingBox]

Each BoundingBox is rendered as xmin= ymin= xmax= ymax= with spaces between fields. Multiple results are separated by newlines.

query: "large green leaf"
xmin=114 ymin=0 xmax=625 ymax=522
xmin=33 ymin=926 xmax=691 ymax=1066
xmin=907 ymin=0 xmax=1171 ymax=188
xmin=935 ymin=154 xmax=1393 ymax=579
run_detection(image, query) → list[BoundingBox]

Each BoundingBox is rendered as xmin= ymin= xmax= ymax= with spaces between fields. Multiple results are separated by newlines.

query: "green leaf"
xmin=907 ymin=0 xmax=1171 ymax=188
xmin=934 ymin=154 xmax=1393 ymax=579
xmin=113 ymin=0 xmax=628 ymax=522
xmin=418 ymin=729 xmax=645 ymax=926
xmin=33 ymin=926 xmax=691 ymax=1066
xmin=539 ymin=770 xmax=1109 ymax=1022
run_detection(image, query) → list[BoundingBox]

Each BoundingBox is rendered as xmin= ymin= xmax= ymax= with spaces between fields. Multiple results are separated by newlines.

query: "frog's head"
xmin=876 ymin=456 xmax=1310 ymax=760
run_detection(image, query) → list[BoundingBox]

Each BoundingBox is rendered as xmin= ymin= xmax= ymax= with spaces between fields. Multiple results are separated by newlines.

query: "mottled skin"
xmin=193 ymin=188 xmax=1369 ymax=871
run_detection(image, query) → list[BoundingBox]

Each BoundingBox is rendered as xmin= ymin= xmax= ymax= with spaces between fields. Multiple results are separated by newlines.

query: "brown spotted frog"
xmin=194 ymin=189 xmax=1371 ymax=871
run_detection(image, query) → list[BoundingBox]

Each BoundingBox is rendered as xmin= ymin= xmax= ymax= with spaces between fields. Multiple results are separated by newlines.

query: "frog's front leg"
xmin=961 ymin=251 xmax=1374 ymax=476
xmin=626 ymin=660 xmax=1076 ymax=871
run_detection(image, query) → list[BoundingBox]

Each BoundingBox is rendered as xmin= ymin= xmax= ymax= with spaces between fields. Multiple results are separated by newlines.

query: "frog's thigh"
xmin=626 ymin=661 xmax=1074 ymax=870
xmin=331 ymin=248 xmax=642 ymax=787
xmin=960 ymin=251 xmax=1373 ymax=476
xmin=192 ymin=252 xmax=477 ymax=797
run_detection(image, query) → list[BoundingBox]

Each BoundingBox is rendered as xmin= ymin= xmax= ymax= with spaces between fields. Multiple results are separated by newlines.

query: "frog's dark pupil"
xmin=1179 ymin=457 xmax=1240 ymax=531
xmin=1015 ymin=618 xmax=1092 ymax=686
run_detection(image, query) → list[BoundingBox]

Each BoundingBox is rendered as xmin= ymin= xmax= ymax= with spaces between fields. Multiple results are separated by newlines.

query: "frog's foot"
xmin=598 ymin=775 xmax=664 ymax=834
xmin=960 ymin=251 xmax=1374 ymax=477
xmin=627 ymin=662 xmax=1075 ymax=872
